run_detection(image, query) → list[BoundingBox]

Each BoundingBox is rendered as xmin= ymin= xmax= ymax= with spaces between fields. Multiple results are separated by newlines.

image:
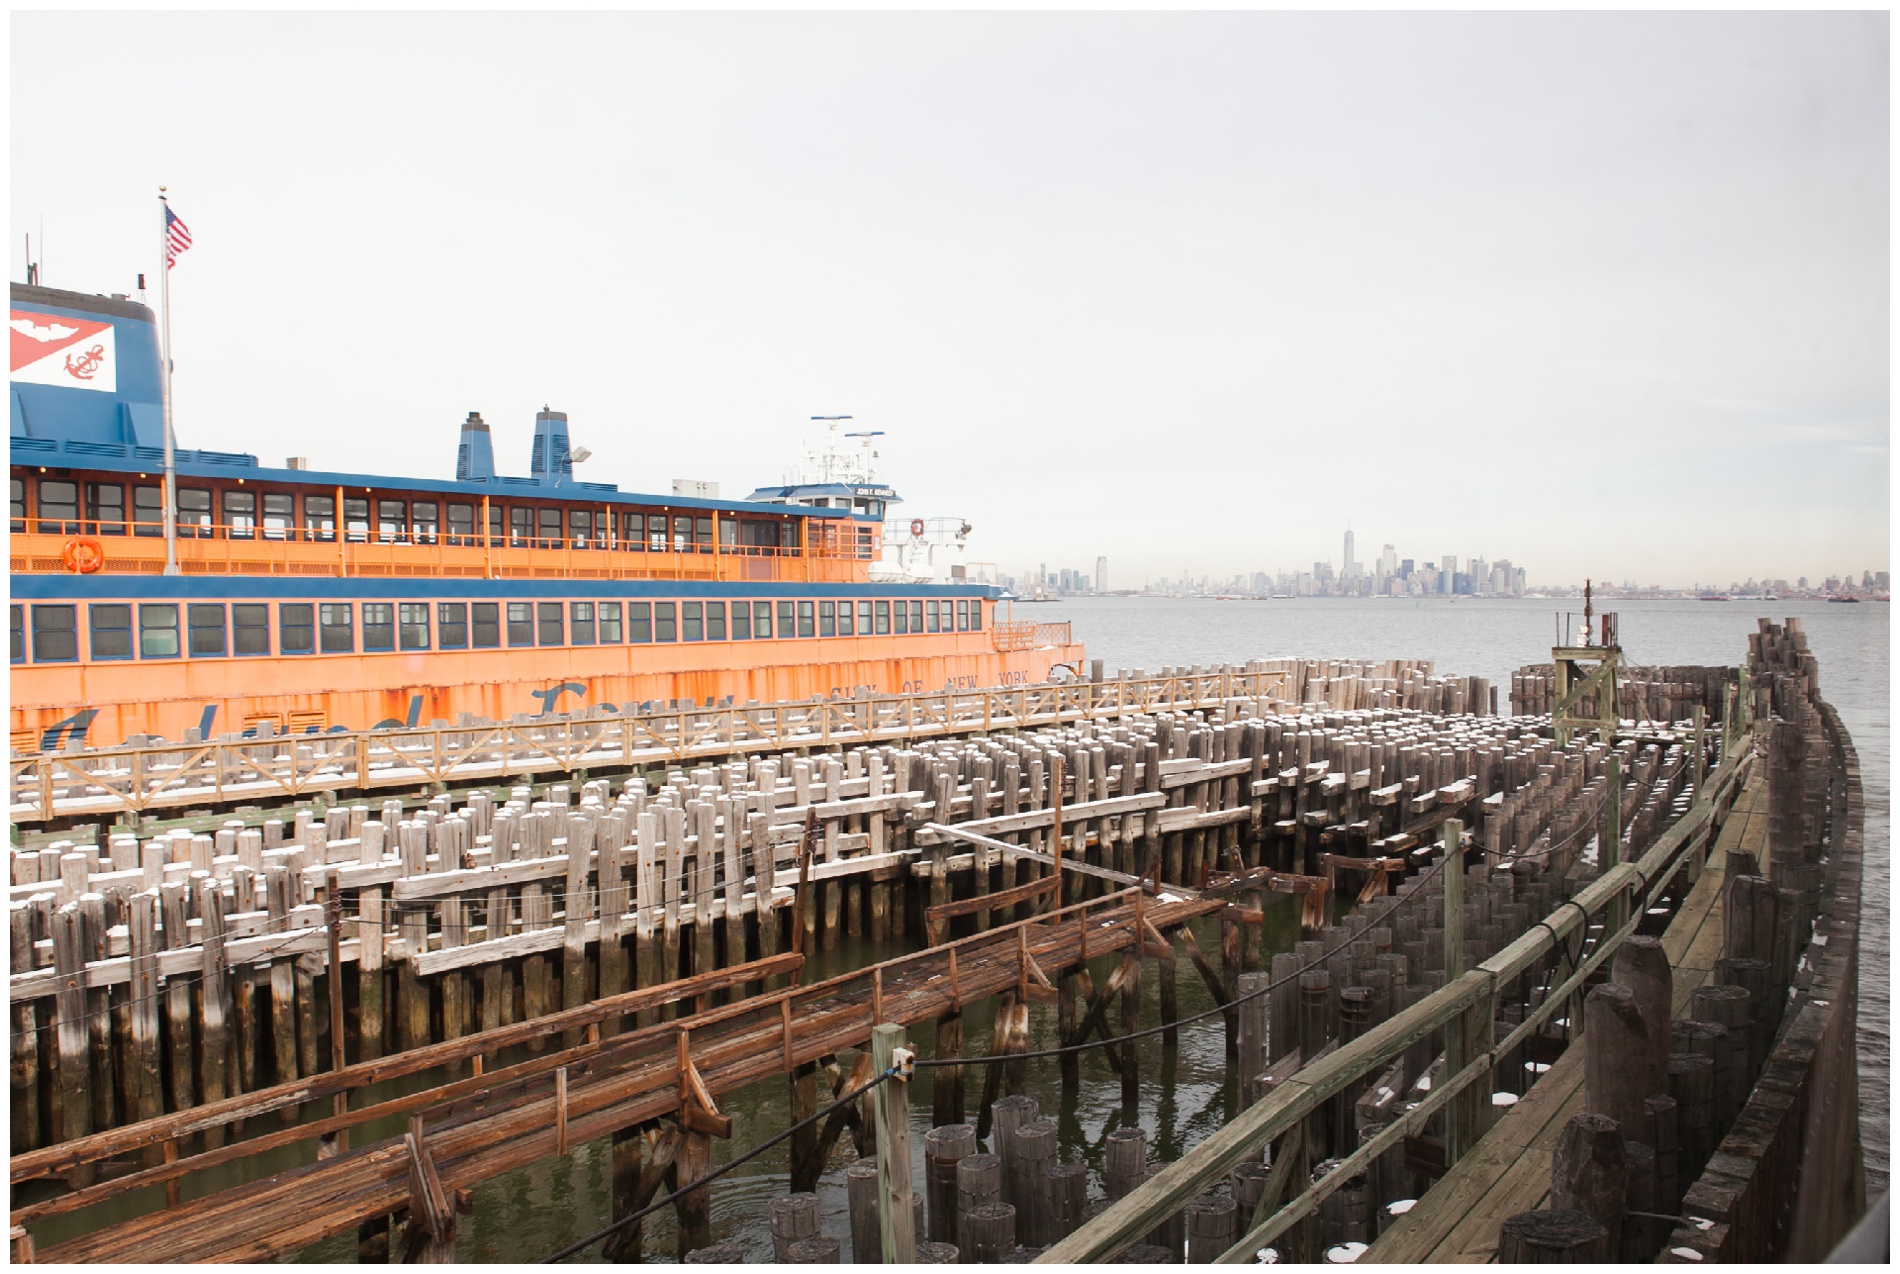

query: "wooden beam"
xmin=920 ymin=824 xmax=1184 ymax=894
xmin=926 ymin=874 xmax=1059 ymax=927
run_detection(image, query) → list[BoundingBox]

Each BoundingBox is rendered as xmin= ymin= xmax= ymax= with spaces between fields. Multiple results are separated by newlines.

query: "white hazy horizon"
xmin=10 ymin=11 xmax=1889 ymax=589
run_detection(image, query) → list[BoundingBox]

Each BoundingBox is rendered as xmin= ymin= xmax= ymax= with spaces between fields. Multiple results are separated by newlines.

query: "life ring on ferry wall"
xmin=61 ymin=537 xmax=105 ymax=574
xmin=910 ymin=519 xmax=926 ymax=538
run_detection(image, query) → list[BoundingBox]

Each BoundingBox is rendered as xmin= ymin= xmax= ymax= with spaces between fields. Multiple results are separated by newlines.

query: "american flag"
xmin=165 ymin=207 xmax=192 ymax=268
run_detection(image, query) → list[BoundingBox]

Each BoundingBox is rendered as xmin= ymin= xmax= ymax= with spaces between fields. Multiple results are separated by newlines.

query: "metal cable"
xmin=541 ymin=1069 xmax=894 ymax=1263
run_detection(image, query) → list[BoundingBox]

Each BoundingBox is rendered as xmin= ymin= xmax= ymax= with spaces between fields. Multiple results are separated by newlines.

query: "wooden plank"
xmin=1157 ymin=804 xmax=1253 ymax=834
xmin=926 ymin=874 xmax=1059 ymax=926
xmin=1487 ymin=1047 xmax=1586 ymax=1151
xmin=1364 ymin=1139 xmax=1516 ymax=1263
xmin=912 ymin=792 xmax=1164 ymax=843
xmin=1426 ymin=1145 xmax=1554 ymax=1262
xmin=920 ymin=824 xmax=1172 ymax=893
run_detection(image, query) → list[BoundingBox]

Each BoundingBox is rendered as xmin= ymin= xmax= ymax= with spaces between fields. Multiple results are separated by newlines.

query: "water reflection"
xmin=278 ymin=902 xmax=1300 ymax=1262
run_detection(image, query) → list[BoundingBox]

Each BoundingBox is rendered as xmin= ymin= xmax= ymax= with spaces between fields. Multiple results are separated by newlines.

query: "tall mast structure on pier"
xmin=1550 ymin=579 xmax=1623 ymax=746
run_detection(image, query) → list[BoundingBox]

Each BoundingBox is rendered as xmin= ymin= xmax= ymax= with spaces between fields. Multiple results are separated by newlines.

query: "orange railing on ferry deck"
xmin=991 ymin=620 xmax=1074 ymax=651
xmin=10 ymin=521 xmax=874 ymax=584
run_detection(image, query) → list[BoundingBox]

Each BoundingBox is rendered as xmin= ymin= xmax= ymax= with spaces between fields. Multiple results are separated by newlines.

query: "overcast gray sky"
xmin=12 ymin=11 xmax=1889 ymax=588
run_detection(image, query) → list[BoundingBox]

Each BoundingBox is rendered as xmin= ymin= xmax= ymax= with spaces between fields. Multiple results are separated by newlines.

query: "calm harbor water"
xmin=269 ymin=595 xmax=1883 ymax=1260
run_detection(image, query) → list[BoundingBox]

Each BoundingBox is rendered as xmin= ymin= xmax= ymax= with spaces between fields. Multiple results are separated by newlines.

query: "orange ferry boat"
xmin=9 ymin=281 xmax=1083 ymax=750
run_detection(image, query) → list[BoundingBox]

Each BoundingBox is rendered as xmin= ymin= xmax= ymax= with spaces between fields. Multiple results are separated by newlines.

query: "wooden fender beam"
xmin=676 ymin=1035 xmax=732 ymax=1140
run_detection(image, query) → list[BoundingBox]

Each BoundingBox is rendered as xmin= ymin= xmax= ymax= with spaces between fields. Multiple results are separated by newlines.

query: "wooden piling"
xmin=990 ymin=1094 xmax=1037 ymax=1209
xmin=788 ymin=1235 xmax=841 ymax=1263
xmin=926 ymin=1124 xmax=977 ymax=1244
xmin=1047 ymin=1162 xmax=1086 ymax=1241
xmin=1608 ymin=935 xmax=1672 ymax=1108
xmin=956 ymin=1153 xmax=1004 ymax=1260
xmin=934 ymin=1008 xmax=966 ymax=1126
xmin=674 ymin=1129 xmax=714 ymax=1257
xmin=51 ymin=905 xmax=92 ymax=1154
xmin=562 ymin=815 xmax=593 ymax=1046
xmin=124 ymin=891 xmax=163 ymax=1128
xmin=1008 ymin=1121 xmax=1056 ymax=1245
xmin=1690 ymin=984 xmax=1754 ymax=1129
xmin=1582 ymin=983 xmax=1653 ymax=1132
xmin=519 ymin=884 xmax=553 ymax=1049
xmin=1497 ymin=1209 xmax=1609 ymax=1263
xmin=1549 ymin=1111 xmax=1627 ymax=1260
xmin=196 ymin=877 xmax=230 ymax=1142
xmin=1104 ymin=1127 xmax=1147 ymax=1200
xmin=1184 ymin=1194 xmax=1237 ymax=1263
xmin=1666 ymin=1053 xmax=1715 ymax=1181
xmin=965 ymin=1203 xmax=1017 ymax=1264
xmin=770 ymin=1192 xmax=821 ymax=1261
xmin=1119 ymin=955 xmax=1140 ymax=1108
xmin=789 ymin=1058 xmax=819 ymax=1173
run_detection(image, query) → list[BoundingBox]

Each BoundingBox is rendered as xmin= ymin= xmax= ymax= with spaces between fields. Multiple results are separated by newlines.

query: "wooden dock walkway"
xmin=1361 ymin=773 xmax=1767 ymax=1261
xmin=18 ymin=887 xmax=1217 ymax=1263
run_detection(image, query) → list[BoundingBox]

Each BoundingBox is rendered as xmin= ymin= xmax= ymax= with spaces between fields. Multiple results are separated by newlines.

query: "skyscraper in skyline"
xmin=1343 ymin=528 xmax=1358 ymax=579
xmin=1096 ymin=556 xmax=1108 ymax=592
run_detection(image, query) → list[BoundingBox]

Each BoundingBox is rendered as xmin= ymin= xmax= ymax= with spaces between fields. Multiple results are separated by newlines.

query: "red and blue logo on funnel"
xmin=10 ymin=308 xmax=117 ymax=394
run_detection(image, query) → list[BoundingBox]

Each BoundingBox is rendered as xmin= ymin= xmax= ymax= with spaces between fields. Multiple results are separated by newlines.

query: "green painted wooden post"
xmin=872 ymin=1023 xmax=917 ymax=1262
xmin=1603 ymin=755 xmax=1624 ymax=936
xmin=1439 ymin=818 xmax=1475 ymax=1166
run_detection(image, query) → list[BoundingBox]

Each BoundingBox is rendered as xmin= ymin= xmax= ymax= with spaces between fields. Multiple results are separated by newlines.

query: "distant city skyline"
xmin=12 ymin=12 xmax=1886 ymax=585
xmin=1005 ymin=533 xmax=1889 ymax=599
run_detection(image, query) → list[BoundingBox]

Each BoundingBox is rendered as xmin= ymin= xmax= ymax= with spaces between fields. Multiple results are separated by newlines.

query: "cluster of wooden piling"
xmin=10 ymin=690 xmax=1720 ymax=1158
xmin=11 ymin=660 xmax=1500 ymax=827
xmin=1509 ymin=662 xmax=1732 ymax=724
xmin=1497 ymin=624 xmax=1846 ymax=1264
xmin=1119 ymin=659 xmax=1493 ymax=716
xmin=1658 ymin=619 xmax=1868 ymax=1261
xmin=1219 ymin=726 xmax=1710 ymax=1264
xmin=753 ymin=1093 xmax=1257 ymax=1265
xmin=1495 ymin=883 xmax=1806 ymax=1266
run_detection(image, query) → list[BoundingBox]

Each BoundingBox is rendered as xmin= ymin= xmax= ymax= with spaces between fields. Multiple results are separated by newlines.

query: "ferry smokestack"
xmin=457 ymin=410 xmax=495 ymax=482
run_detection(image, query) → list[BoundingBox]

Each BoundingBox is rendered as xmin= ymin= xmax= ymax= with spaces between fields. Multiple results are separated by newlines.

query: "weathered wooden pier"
xmin=1043 ymin=618 xmax=1867 ymax=1263
xmin=13 ymin=638 xmax=1854 ymax=1264
xmin=8 ymin=658 xmax=1491 ymax=824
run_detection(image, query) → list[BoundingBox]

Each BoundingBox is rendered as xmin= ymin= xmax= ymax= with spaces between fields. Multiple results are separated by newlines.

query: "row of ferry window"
xmin=11 ymin=598 xmax=985 ymax=663
xmin=11 ymin=477 xmax=848 ymax=553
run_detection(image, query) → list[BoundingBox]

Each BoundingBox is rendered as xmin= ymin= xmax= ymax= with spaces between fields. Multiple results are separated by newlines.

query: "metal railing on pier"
xmin=10 ymin=521 xmax=870 ymax=584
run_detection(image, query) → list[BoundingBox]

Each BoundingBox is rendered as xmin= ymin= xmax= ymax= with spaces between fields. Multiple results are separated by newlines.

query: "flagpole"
xmin=159 ymin=187 xmax=179 ymax=576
